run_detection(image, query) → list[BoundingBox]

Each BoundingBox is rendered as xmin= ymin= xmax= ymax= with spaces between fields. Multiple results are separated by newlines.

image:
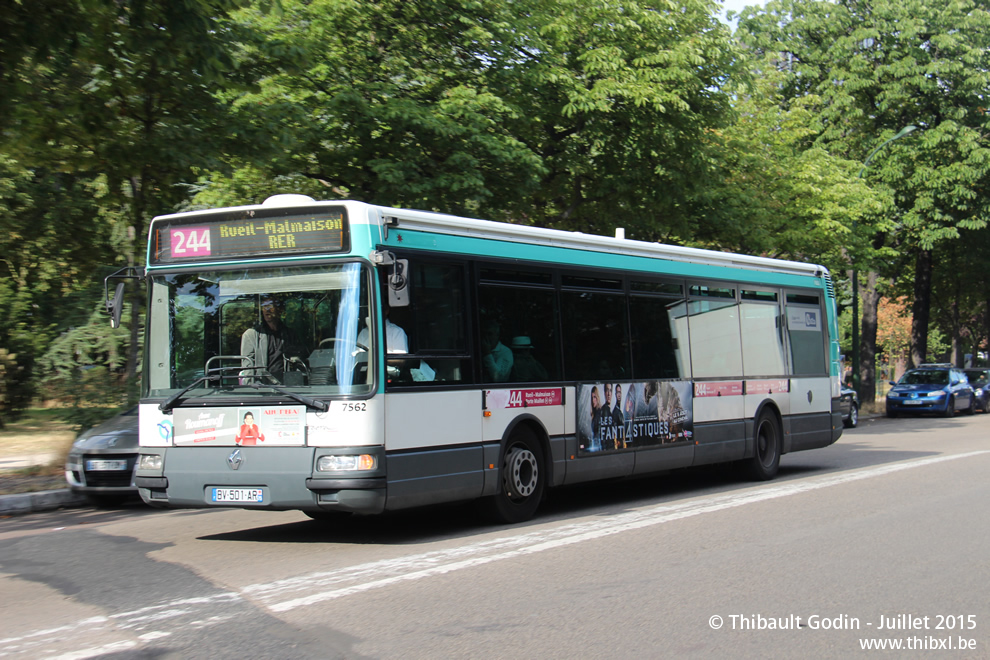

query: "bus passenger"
xmin=481 ymin=320 xmax=513 ymax=382
xmin=509 ymin=336 xmax=548 ymax=382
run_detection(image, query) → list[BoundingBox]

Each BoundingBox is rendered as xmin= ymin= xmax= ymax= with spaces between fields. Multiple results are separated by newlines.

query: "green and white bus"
xmin=123 ymin=195 xmax=843 ymax=523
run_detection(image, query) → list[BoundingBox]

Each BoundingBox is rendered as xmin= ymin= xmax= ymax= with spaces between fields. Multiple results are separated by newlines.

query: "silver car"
xmin=65 ymin=407 xmax=140 ymax=506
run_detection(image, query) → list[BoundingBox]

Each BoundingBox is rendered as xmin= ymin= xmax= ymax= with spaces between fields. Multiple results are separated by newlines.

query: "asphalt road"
xmin=1 ymin=413 xmax=987 ymax=659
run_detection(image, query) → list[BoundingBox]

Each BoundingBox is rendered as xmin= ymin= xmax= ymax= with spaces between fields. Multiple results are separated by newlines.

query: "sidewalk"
xmin=0 ymin=454 xmax=88 ymax=516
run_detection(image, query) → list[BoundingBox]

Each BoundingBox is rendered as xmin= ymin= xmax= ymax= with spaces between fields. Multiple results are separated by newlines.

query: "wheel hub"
xmin=504 ymin=447 xmax=538 ymax=499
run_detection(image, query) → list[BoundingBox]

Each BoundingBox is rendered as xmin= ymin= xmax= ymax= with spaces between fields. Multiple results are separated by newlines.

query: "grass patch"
xmin=0 ymin=408 xmax=78 ymax=460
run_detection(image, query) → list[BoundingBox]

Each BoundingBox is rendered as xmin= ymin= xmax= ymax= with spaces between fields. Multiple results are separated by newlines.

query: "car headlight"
xmin=317 ymin=454 xmax=377 ymax=472
xmin=139 ymin=454 xmax=163 ymax=471
xmin=926 ymin=391 xmax=946 ymax=397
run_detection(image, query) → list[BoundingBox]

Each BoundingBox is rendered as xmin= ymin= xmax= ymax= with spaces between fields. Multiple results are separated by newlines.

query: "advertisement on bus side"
xmin=577 ymin=381 xmax=693 ymax=454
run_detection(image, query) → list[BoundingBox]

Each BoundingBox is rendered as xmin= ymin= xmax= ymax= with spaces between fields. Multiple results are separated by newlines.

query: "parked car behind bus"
xmin=65 ymin=407 xmax=141 ymax=506
xmin=886 ymin=364 xmax=975 ymax=418
xmin=963 ymin=368 xmax=990 ymax=413
xmin=839 ymin=385 xmax=859 ymax=428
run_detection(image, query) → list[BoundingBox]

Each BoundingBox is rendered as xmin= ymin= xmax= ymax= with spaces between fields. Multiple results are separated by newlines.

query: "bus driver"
xmin=241 ymin=296 xmax=303 ymax=382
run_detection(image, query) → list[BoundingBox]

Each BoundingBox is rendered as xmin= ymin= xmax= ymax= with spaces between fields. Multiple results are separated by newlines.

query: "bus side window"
xmin=785 ymin=294 xmax=827 ymax=375
xmin=559 ymin=289 xmax=629 ymax=382
xmin=629 ymin=292 xmax=686 ymax=380
xmin=477 ymin=280 xmax=560 ymax=384
xmin=390 ymin=259 xmax=469 ymax=384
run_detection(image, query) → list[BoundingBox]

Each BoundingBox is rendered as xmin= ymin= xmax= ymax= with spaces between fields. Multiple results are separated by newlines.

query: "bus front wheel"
xmin=745 ymin=410 xmax=781 ymax=481
xmin=485 ymin=427 xmax=545 ymax=524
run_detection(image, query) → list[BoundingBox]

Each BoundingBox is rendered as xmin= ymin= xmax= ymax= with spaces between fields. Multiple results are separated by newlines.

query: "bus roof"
xmin=150 ymin=196 xmax=828 ymax=279
xmin=372 ymin=204 xmax=827 ymax=279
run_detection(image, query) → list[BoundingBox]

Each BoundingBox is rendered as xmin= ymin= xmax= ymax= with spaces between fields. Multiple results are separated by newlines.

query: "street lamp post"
xmin=851 ymin=125 xmax=916 ymax=398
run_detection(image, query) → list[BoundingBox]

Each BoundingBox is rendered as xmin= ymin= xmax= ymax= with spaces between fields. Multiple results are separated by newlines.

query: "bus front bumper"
xmin=135 ymin=446 xmax=386 ymax=515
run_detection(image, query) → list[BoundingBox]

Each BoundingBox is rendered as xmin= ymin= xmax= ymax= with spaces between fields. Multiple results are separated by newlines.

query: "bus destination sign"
xmin=150 ymin=207 xmax=348 ymax=265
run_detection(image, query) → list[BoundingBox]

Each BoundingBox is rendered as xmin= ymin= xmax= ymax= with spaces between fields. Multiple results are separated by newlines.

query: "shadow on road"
xmin=195 ymin=427 xmax=947 ymax=546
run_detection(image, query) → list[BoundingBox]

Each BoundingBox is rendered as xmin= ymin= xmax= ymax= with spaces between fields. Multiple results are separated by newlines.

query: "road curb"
xmin=0 ymin=489 xmax=88 ymax=516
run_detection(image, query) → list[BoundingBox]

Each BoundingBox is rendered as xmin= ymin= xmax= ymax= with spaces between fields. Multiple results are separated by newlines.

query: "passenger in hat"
xmin=509 ymin=335 xmax=548 ymax=382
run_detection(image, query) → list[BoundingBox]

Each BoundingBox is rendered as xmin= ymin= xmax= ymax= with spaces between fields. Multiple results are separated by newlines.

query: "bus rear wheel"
xmin=744 ymin=410 xmax=781 ymax=481
xmin=485 ymin=427 xmax=545 ymax=524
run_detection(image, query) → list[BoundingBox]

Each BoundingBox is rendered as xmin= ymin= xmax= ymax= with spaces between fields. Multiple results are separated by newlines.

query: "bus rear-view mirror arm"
xmin=371 ymin=250 xmax=410 ymax=307
xmin=104 ymin=266 xmax=145 ymax=329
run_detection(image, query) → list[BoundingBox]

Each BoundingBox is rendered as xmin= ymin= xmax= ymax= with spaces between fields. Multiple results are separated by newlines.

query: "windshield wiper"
xmin=159 ymin=374 xmax=222 ymax=413
xmin=249 ymin=381 xmax=329 ymax=412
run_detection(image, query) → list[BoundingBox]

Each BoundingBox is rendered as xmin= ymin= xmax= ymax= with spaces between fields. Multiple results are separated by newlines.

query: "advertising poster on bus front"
xmin=577 ymin=381 xmax=693 ymax=454
xmin=172 ymin=406 xmax=306 ymax=446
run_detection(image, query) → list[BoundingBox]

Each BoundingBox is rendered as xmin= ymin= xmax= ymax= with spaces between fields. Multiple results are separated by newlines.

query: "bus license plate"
xmin=86 ymin=459 xmax=128 ymax=471
xmin=211 ymin=488 xmax=264 ymax=503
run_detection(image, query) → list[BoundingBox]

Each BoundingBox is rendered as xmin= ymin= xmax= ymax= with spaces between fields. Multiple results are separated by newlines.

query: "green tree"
xmin=214 ymin=0 xmax=737 ymax=238
xmin=702 ymin=62 xmax=881 ymax=271
xmin=218 ymin=0 xmax=546 ymax=215
xmin=737 ymin=0 xmax=990 ymax=384
xmin=0 ymin=156 xmax=117 ymax=417
xmin=2 ymin=0 xmax=253 ymax=400
xmin=484 ymin=0 xmax=737 ymax=236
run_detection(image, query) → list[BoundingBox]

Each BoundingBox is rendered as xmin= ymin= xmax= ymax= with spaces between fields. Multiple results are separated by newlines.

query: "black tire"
xmin=942 ymin=396 xmax=955 ymax=418
xmin=484 ymin=426 xmax=546 ymax=524
xmin=843 ymin=402 xmax=859 ymax=429
xmin=744 ymin=410 xmax=781 ymax=481
xmin=964 ymin=395 xmax=975 ymax=415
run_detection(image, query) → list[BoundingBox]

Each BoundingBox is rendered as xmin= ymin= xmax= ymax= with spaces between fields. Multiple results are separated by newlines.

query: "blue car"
xmin=963 ymin=368 xmax=989 ymax=413
xmin=886 ymin=364 xmax=975 ymax=418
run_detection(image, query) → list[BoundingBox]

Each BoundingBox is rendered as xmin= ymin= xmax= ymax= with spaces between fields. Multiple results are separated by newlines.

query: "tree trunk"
xmin=910 ymin=248 xmax=933 ymax=368
xmin=125 ymin=176 xmax=144 ymax=400
xmin=985 ymin=292 xmax=990 ymax=365
xmin=859 ymin=270 xmax=880 ymax=404
xmin=950 ymin=286 xmax=962 ymax=368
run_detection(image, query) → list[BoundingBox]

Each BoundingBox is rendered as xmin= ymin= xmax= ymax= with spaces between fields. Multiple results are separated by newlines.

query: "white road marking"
xmin=2 ymin=451 xmax=986 ymax=659
xmin=255 ymin=451 xmax=989 ymax=612
xmin=44 ymin=641 xmax=137 ymax=660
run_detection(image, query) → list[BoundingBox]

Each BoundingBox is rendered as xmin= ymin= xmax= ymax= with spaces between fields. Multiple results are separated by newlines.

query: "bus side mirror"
xmin=107 ymin=282 xmax=125 ymax=329
xmin=371 ymin=250 xmax=410 ymax=307
xmin=388 ymin=259 xmax=410 ymax=308
xmin=103 ymin=266 xmax=144 ymax=329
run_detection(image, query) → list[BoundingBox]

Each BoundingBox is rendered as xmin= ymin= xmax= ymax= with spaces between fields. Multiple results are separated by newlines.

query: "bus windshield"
xmin=145 ymin=262 xmax=374 ymax=399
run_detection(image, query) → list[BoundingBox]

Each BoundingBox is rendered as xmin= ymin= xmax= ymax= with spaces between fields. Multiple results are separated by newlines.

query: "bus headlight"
xmin=317 ymin=454 xmax=376 ymax=472
xmin=139 ymin=454 xmax=163 ymax=471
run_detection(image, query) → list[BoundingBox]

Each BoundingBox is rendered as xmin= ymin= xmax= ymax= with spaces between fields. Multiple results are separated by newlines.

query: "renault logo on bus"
xmin=227 ymin=449 xmax=244 ymax=471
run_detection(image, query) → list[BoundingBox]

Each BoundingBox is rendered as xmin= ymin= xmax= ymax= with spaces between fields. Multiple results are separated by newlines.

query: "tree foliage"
xmin=2 ymin=0 xmax=251 ymax=418
xmin=1 ymin=0 xmax=988 ymax=416
xmin=737 ymin=0 xmax=990 ymax=371
xmin=212 ymin=0 xmax=738 ymax=239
